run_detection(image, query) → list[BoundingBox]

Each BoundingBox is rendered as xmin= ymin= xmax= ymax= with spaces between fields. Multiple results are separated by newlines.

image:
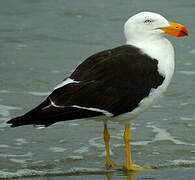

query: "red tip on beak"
xmin=177 ymin=26 xmax=189 ymax=37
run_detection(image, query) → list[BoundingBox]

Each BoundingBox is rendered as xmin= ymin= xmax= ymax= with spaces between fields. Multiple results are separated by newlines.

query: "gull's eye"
xmin=144 ymin=19 xmax=153 ymax=23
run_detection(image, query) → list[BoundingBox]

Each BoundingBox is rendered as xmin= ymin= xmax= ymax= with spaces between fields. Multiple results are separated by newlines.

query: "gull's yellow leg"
xmin=103 ymin=123 xmax=116 ymax=168
xmin=123 ymin=124 xmax=151 ymax=171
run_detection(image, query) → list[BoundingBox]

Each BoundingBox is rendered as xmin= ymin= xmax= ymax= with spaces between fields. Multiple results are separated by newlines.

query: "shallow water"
xmin=1 ymin=0 xmax=195 ymax=179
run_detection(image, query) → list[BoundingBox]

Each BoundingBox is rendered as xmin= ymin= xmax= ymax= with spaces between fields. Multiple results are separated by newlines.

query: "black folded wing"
xmin=8 ymin=45 xmax=164 ymax=127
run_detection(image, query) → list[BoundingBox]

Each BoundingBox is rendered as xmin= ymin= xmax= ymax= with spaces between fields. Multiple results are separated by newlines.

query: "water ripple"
xmin=147 ymin=125 xmax=195 ymax=146
xmin=0 ymin=104 xmax=21 ymax=117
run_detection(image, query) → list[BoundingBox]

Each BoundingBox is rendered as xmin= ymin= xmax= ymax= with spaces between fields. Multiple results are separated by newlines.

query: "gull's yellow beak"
xmin=160 ymin=21 xmax=188 ymax=37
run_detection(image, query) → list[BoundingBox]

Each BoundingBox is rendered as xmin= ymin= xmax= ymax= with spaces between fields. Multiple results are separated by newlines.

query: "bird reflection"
xmin=106 ymin=170 xmax=139 ymax=180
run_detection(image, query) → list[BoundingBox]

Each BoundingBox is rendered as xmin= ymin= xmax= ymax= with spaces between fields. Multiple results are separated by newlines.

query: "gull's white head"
xmin=124 ymin=12 xmax=188 ymax=43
